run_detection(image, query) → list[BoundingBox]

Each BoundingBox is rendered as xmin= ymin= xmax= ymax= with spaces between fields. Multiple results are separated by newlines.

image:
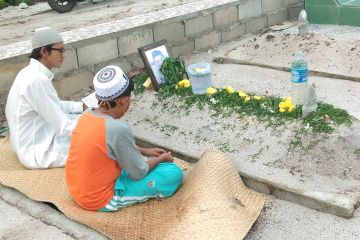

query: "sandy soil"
xmin=227 ymin=23 xmax=360 ymax=79
xmin=0 ymin=0 xmax=197 ymax=46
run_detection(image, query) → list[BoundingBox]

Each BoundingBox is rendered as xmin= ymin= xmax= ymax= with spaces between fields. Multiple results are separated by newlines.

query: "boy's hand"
xmin=141 ymin=147 xmax=166 ymax=157
xmin=159 ymin=152 xmax=174 ymax=163
xmin=150 ymin=148 xmax=166 ymax=156
xmin=146 ymin=151 xmax=174 ymax=171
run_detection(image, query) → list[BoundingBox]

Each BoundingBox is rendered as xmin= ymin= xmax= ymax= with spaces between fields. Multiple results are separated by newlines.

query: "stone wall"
xmin=0 ymin=0 xmax=304 ymax=117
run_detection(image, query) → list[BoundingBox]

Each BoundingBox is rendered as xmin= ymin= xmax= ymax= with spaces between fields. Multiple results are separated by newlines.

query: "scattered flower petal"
xmin=238 ymin=90 xmax=248 ymax=98
xmin=254 ymin=95 xmax=262 ymax=100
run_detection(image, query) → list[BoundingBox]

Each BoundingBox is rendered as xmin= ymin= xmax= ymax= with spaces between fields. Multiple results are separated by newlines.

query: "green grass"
xmin=132 ymin=72 xmax=148 ymax=96
xmin=132 ymin=57 xmax=353 ymax=134
xmin=354 ymin=149 xmax=360 ymax=158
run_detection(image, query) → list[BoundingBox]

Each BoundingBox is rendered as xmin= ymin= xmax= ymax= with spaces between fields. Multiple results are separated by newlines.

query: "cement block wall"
xmin=0 ymin=0 xmax=304 ymax=118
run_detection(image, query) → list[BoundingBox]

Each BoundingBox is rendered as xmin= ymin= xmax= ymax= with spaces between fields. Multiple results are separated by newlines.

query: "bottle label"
xmin=291 ymin=68 xmax=308 ymax=83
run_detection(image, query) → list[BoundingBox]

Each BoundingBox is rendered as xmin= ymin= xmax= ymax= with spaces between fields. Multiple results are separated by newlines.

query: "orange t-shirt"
xmin=65 ymin=112 xmax=121 ymax=211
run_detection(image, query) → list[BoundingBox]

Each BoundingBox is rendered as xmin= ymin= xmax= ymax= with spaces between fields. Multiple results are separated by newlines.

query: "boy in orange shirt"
xmin=66 ymin=66 xmax=183 ymax=211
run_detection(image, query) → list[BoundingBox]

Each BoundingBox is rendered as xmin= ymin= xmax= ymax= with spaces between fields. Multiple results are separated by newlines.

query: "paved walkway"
xmin=0 ymin=0 xmax=197 ymax=46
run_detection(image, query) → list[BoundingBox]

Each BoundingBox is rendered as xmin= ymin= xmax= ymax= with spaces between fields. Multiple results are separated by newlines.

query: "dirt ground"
xmin=0 ymin=0 xmax=197 ymax=46
xmin=227 ymin=23 xmax=360 ymax=80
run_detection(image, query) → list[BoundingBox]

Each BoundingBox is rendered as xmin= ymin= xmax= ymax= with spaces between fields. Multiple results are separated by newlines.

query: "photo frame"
xmin=138 ymin=40 xmax=171 ymax=91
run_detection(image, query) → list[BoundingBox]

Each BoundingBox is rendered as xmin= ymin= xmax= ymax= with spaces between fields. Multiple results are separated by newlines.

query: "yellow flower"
xmin=238 ymin=90 xmax=248 ymax=98
xmin=207 ymin=87 xmax=217 ymax=96
xmin=288 ymin=105 xmax=295 ymax=112
xmin=177 ymin=79 xmax=191 ymax=88
xmin=279 ymin=102 xmax=286 ymax=109
xmin=279 ymin=97 xmax=295 ymax=112
xmin=245 ymin=96 xmax=251 ymax=102
xmin=194 ymin=67 xmax=206 ymax=74
xmin=224 ymin=86 xmax=235 ymax=94
xmin=254 ymin=95 xmax=262 ymax=100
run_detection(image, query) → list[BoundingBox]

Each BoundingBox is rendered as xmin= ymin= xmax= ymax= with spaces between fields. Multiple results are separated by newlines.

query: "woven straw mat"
xmin=0 ymin=137 xmax=265 ymax=240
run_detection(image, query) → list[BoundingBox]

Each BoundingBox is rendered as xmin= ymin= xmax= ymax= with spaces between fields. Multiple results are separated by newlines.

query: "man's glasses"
xmin=50 ymin=48 xmax=65 ymax=54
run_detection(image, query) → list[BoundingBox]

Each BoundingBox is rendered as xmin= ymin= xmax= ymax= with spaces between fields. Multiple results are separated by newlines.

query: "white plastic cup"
xmin=187 ymin=62 xmax=212 ymax=94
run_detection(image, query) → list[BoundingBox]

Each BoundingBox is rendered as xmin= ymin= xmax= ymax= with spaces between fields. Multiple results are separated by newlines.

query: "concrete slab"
xmin=245 ymin=195 xmax=360 ymax=240
xmin=0 ymin=184 xmax=107 ymax=239
xmin=0 ymin=199 xmax=75 ymax=240
xmin=120 ymin=24 xmax=360 ymax=218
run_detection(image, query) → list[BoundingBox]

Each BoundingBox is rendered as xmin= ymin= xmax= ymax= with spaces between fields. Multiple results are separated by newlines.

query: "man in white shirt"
xmin=5 ymin=27 xmax=86 ymax=169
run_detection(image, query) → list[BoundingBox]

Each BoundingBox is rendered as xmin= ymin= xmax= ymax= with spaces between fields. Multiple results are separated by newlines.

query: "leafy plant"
xmin=170 ymin=82 xmax=351 ymax=133
xmin=135 ymin=56 xmax=352 ymax=134
xmin=159 ymin=57 xmax=188 ymax=98
xmin=161 ymin=57 xmax=188 ymax=85
xmin=4 ymin=0 xmax=23 ymax=6
xmin=0 ymin=0 xmax=7 ymax=9
xmin=132 ymin=72 xmax=148 ymax=96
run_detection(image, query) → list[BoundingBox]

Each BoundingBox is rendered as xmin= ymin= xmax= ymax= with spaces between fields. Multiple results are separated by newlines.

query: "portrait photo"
xmin=138 ymin=40 xmax=171 ymax=91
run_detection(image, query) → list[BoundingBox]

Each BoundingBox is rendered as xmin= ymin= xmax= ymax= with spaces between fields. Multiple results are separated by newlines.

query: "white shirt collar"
xmin=29 ymin=58 xmax=54 ymax=81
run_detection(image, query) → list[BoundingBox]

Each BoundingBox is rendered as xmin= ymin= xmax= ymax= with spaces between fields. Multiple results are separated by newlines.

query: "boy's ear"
xmin=117 ymin=96 xmax=128 ymax=105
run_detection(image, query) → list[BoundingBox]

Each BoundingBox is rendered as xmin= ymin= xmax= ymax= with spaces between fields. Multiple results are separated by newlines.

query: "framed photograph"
xmin=138 ymin=40 xmax=171 ymax=91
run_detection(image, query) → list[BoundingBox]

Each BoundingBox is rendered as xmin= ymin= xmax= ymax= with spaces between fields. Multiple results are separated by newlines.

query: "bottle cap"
xmin=299 ymin=9 xmax=307 ymax=21
xmin=295 ymin=51 xmax=304 ymax=60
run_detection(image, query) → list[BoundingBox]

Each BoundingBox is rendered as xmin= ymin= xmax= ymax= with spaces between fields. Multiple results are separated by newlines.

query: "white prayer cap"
xmin=93 ymin=66 xmax=130 ymax=101
xmin=32 ymin=27 xmax=63 ymax=50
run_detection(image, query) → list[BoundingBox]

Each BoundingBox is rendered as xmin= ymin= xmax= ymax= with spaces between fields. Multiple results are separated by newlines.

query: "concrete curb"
xmin=0 ymin=184 xmax=108 ymax=240
xmin=135 ymin=136 xmax=360 ymax=219
xmin=214 ymin=57 xmax=360 ymax=84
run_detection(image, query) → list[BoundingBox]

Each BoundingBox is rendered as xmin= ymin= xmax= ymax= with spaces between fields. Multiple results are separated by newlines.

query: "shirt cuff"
xmin=73 ymin=102 xmax=84 ymax=113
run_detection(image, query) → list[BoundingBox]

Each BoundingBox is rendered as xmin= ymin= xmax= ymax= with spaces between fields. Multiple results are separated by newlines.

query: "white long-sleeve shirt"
xmin=5 ymin=59 xmax=83 ymax=169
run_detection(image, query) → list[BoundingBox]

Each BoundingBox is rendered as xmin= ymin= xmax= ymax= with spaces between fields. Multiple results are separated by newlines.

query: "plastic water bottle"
xmin=298 ymin=9 xmax=309 ymax=34
xmin=291 ymin=51 xmax=308 ymax=105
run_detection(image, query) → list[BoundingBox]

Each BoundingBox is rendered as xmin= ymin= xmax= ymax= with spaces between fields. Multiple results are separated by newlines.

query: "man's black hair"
xmin=29 ymin=44 xmax=53 ymax=60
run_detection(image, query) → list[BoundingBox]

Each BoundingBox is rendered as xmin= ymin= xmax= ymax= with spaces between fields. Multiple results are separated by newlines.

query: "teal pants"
xmin=99 ymin=162 xmax=183 ymax=212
